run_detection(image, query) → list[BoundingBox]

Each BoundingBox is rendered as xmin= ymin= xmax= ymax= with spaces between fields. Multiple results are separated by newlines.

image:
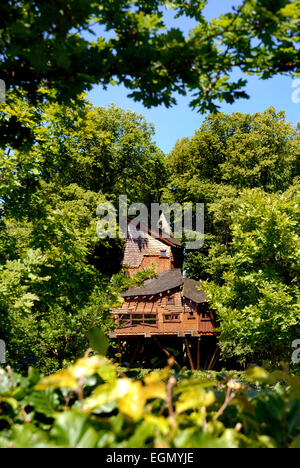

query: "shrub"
xmin=1 ymin=356 xmax=300 ymax=448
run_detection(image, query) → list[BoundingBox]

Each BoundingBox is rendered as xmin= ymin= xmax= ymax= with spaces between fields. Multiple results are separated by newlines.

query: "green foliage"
xmin=0 ymin=91 xmax=162 ymax=374
xmin=0 ymin=90 xmax=166 ymax=213
xmin=1 ymin=2 xmax=299 ymax=448
xmin=57 ymin=103 xmax=167 ymax=205
xmin=164 ymin=108 xmax=299 ymax=280
xmin=1 ymin=356 xmax=300 ymax=448
xmin=163 ymin=109 xmax=300 ymax=365
xmin=88 ymin=328 xmax=110 ymax=356
xmin=204 ymin=186 xmax=300 ymax=363
xmin=1 ymin=0 xmax=299 ymax=120
xmin=167 ymin=108 xmax=298 ymax=192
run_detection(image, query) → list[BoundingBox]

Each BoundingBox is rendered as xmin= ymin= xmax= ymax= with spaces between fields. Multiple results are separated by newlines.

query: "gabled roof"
xmin=183 ymin=278 xmax=206 ymax=304
xmin=149 ymin=228 xmax=182 ymax=248
xmin=122 ymin=269 xmax=207 ymax=304
xmin=122 ymin=269 xmax=183 ymax=297
xmin=126 ymin=218 xmax=182 ymax=248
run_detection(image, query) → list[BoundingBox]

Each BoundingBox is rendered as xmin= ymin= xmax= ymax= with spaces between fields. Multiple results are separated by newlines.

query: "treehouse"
xmin=110 ymin=221 xmax=219 ymax=370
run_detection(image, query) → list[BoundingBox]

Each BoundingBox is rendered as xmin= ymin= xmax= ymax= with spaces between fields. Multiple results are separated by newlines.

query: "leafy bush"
xmin=1 ymin=356 xmax=300 ymax=448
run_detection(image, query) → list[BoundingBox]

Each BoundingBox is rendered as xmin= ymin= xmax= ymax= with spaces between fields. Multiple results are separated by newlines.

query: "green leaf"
xmin=83 ymin=379 xmax=132 ymax=413
xmin=51 ymin=411 xmax=99 ymax=448
xmin=9 ymin=425 xmax=51 ymax=448
xmin=27 ymin=389 xmax=60 ymax=418
xmin=87 ymin=327 xmax=109 ymax=356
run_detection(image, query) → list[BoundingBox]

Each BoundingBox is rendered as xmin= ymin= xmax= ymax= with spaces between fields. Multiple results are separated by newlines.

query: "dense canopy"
xmin=1 ymin=0 xmax=299 ymax=112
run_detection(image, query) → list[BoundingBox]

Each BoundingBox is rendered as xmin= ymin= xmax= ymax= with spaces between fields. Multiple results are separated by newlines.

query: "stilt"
xmin=153 ymin=337 xmax=179 ymax=366
xmin=141 ymin=347 xmax=152 ymax=367
xmin=204 ymin=355 xmax=209 ymax=370
xmin=129 ymin=338 xmax=141 ymax=368
xmin=211 ymin=347 xmax=219 ymax=370
xmin=197 ymin=337 xmax=201 ymax=370
xmin=207 ymin=345 xmax=219 ymax=370
xmin=185 ymin=337 xmax=195 ymax=370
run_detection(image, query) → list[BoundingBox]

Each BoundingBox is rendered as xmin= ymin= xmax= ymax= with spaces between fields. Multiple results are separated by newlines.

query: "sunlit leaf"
xmin=118 ymin=381 xmax=145 ymax=421
xmin=35 ymin=369 xmax=78 ymax=391
xmin=176 ymin=389 xmax=215 ymax=413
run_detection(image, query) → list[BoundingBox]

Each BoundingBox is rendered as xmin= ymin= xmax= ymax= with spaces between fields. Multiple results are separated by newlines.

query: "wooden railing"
xmin=116 ymin=313 xmax=157 ymax=328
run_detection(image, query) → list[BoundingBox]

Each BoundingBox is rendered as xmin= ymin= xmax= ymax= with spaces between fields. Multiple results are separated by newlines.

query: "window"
xmin=168 ymin=297 xmax=174 ymax=304
xmin=163 ymin=313 xmax=180 ymax=323
xmin=160 ymin=250 xmax=167 ymax=257
xmin=188 ymin=311 xmax=195 ymax=320
xmin=202 ymin=311 xmax=210 ymax=320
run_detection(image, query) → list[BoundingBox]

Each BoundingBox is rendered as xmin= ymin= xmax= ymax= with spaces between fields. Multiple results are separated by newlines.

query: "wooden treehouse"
xmin=110 ymin=221 xmax=219 ymax=370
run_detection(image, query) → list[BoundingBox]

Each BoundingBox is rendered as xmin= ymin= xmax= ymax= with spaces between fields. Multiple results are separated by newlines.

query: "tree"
xmin=1 ymin=91 xmax=166 ymax=217
xmin=0 ymin=177 xmax=117 ymax=372
xmin=0 ymin=92 xmax=162 ymax=373
xmin=163 ymin=108 xmax=299 ymax=279
xmin=58 ymin=103 xmax=167 ymax=205
xmin=0 ymin=1 xmax=299 ymax=112
xmin=167 ymin=108 xmax=298 ymax=192
xmin=203 ymin=185 xmax=300 ymax=365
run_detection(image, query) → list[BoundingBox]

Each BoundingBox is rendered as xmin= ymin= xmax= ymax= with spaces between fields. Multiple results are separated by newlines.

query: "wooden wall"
xmin=122 ymin=232 xmax=175 ymax=277
xmin=111 ymin=289 xmax=217 ymax=337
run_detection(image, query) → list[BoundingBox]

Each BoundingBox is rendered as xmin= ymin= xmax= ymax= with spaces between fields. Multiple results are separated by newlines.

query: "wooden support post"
xmin=141 ymin=348 xmax=152 ymax=367
xmin=129 ymin=338 xmax=142 ymax=368
xmin=207 ymin=345 xmax=219 ymax=371
xmin=153 ymin=337 xmax=179 ymax=366
xmin=185 ymin=337 xmax=195 ymax=370
xmin=211 ymin=347 xmax=219 ymax=370
xmin=204 ymin=355 xmax=209 ymax=370
xmin=197 ymin=337 xmax=201 ymax=371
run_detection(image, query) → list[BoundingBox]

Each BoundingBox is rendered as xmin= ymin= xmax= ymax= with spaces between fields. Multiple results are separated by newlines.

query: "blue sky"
xmin=88 ymin=0 xmax=300 ymax=154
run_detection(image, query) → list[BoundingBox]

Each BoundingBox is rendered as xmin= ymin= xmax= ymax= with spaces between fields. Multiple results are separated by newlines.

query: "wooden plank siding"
xmin=110 ymin=289 xmax=217 ymax=338
xmin=110 ymin=224 xmax=218 ymax=372
xmin=123 ymin=235 xmax=175 ymax=277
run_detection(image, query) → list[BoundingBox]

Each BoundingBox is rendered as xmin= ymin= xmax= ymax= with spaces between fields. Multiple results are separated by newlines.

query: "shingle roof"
xmin=122 ymin=270 xmax=207 ymax=304
xmin=182 ymin=278 xmax=206 ymax=304
xmin=122 ymin=269 xmax=183 ymax=297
